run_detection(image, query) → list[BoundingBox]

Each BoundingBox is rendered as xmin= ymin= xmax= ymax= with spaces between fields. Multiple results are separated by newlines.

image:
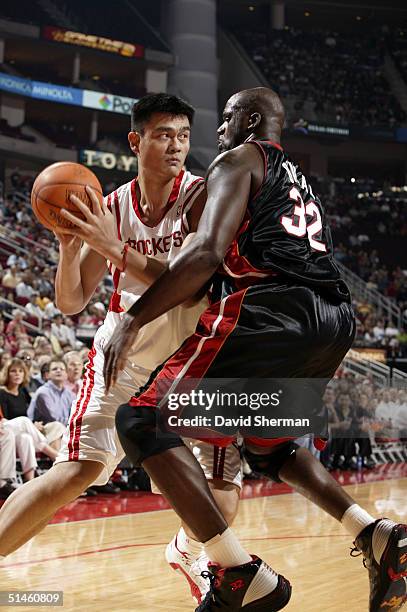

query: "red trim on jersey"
xmin=262 ymin=139 xmax=283 ymax=151
xmin=245 ymin=435 xmax=325 ymax=451
xmin=222 ymin=213 xmax=278 ymax=283
xmin=68 ymin=345 xmax=96 ymax=460
xmin=213 ymin=447 xmax=226 ymax=479
xmin=180 ymin=180 xmax=205 ymax=234
xmin=106 ymin=194 xmax=113 ymax=273
xmin=113 ymin=190 xmax=122 ymax=240
xmin=108 ymin=290 xmax=123 ymax=313
xmin=130 ymin=170 xmax=185 ymax=228
xmin=218 ymin=141 xmax=278 ymax=285
xmin=186 ymin=178 xmax=204 ymax=193
xmin=129 ymin=290 xmax=247 ymax=446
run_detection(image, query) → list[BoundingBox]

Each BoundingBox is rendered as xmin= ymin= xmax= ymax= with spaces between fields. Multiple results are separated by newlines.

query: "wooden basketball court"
xmin=0 ymin=468 xmax=406 ymax=611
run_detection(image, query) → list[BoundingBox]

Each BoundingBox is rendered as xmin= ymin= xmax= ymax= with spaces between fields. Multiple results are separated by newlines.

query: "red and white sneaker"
xmin=165 ymin=535 xmax=211 ymax=604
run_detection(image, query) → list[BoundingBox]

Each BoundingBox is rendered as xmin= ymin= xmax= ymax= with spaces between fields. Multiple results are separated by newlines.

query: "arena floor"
xmin=1 ymin=464 xmax=406 ymax=612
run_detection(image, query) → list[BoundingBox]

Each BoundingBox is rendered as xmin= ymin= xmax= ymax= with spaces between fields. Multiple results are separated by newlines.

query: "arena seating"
xmin=0 ymin=167 xmax=406 ymax=486
xmin=239 ymin=27 xmax=406 ymax=127
xmin=0 ymin=0 xmax=170 ymax=54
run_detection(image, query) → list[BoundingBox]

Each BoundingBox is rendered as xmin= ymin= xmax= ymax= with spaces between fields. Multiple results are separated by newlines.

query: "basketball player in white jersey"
xmin=0 ymin=95 xmax=242 ymax=603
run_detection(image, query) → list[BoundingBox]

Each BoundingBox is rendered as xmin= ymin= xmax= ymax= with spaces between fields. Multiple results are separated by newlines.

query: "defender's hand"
xmin=103 ymin=314 xmax=140 ymax=392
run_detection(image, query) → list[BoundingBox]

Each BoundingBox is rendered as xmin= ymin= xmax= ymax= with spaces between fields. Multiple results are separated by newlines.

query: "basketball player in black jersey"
xmin=104 ymin=88 xmax=407 ymax=612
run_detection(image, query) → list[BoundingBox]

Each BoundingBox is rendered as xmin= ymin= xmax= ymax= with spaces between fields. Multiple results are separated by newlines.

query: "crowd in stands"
xmin=0 ymin=173 xmax=118 ymax=499
xmin=389 ymin=28 xmax=407 ymax=87
xmin=320 ymin=372 xmax=407 ymax=471
xmin=314 ymin=176 xmax=407 ymax=354
xmin=0 ymin=167 xmax=406 ymax=499
xmin=240 ymin=27 xmax=406 ymax=127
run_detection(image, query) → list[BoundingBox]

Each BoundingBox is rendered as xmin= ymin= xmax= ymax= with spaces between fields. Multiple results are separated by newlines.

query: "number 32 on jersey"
xmin=281 ymin=186 xmax=327 ymax=252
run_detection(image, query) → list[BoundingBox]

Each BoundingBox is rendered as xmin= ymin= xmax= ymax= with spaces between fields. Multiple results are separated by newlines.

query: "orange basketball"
xmin=31 ymin=162 xmax=103 ymax=231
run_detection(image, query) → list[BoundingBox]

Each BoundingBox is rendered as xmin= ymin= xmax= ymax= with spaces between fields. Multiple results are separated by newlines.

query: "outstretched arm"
xmin=128 ymin=149 xmax=252 ymax=326
xmin=103 ymin=147 xmax=254 ymax=389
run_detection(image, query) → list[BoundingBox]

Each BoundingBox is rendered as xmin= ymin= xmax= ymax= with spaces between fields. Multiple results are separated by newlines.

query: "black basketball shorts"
xmin=129 ymin=282 xmax=356 ymax=448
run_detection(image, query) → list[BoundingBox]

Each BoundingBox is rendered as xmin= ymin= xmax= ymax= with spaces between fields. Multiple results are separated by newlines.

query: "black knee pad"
xmin=245 ymin=441 xmax=299 ymax=483
xmin=115 ymin=403 xmax=185 ymax=467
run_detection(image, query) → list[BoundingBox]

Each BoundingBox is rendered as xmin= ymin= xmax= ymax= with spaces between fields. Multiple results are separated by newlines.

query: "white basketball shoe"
xmin=165 ymin=535 xmax=210 ymax=604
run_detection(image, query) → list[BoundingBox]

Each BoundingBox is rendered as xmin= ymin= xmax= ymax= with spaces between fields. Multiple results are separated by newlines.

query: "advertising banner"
xmin=0 ymin=71 xmax=137 ymax=115
xmin=43 ymin=26 xmax=144 ymax=58
xmin=80 ymin=149 xmax=137 ymax=173
xmin=82 ymin=90 xmax=137 ymax=115
xmin=0 ymin=71 xmax=82 ymax=106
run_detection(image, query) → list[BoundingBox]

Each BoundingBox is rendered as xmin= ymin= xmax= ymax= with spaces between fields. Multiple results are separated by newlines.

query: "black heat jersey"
xmin=131 ymin=140 xmax=356 ymax=448
xmin=217 ymin=139 xmax=348 ymax=300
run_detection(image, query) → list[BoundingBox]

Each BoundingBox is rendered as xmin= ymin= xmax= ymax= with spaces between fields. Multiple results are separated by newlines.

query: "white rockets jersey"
xmin=94 ymin=169 xmax=207 ymax=373
xmin=107 ymin=169 xmax=204 ymax=312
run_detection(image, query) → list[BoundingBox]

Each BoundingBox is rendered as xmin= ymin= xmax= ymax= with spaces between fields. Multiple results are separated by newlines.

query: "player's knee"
xmin=244 ymin=442 xmax=299 ymax=483
xmin=115 ymin=403 xmax=156 ymax=439
xmin=219 ymin=495 xmax=239 ymax=525
xmin=115 ymin=403 xmax=185 ymax=467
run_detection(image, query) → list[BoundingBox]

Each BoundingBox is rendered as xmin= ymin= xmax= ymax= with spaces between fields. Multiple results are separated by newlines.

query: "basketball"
xmin=31 ymin=161 xmax=103 ymax=231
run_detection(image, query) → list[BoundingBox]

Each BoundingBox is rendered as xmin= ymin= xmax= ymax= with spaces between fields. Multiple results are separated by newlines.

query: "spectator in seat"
xmin=15 ymin=272 xmax=34 ymax=300
xmin=25 ymin=293 xmax=44 ymax=320
xmin=32 ymin=336 xmax=53 ymax=360
xmin=5 ymin=310 xmax=27 ymax=337
xmin=373 ymin=318 xmax=385 ymax=343
xmin=0 ymin=358 xmax=31 ymax=419
xmin=385 ymin=321 xmax=399 ymax=339
xmin=43 ymin=300 xmax=60 ymax=319
xmin=328 ymin=393 xmax=357 ymax=470
xmin=0 ymin=350 xmax=12 ymax=371
xmin=41 ymin=320 xmax=62 ymax=355
xmin=28 ymin=359 xmax=74 ymax=426
xmin=395 ymin=390 xmax=407 ymax=438
xmin=16 ymin=349 xmax=41 ymax=395
xmin=51 ymin=314 xmax=76 ymax=350
xmin=1 ymin=265 xmax=21 ymax=289
xmin=0 ymin=360 xmax=59 ymax=480
xmin=64 ymin=351 xmax=84 ymax=395
xmin=36 ymin=269 xmax=53 ymax=299
xmin=32 ymin=358 xmax=50 ymax=387
xmin=6 ymin=254 xmax=27 ymax=270
xmin=36 ymin=292 xmax=51 ymax=312
xmin=352 ymin=392 xmax=375 ymax=468
xmin=375 ymin=389 xmax=398 ymax=438
xmin=0 ymin=420 xmax=18 ymax=498
xmin=1 ymin=410 xmax=59 ymax=481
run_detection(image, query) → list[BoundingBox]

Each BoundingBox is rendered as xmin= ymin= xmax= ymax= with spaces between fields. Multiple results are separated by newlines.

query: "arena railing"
xmin=343 ymin=348 xmax=407 ymax=385
xmin=337 ymin=262 xmax=403 ymax=328
xmin=0 ymin=296 xmax=42 ymax=333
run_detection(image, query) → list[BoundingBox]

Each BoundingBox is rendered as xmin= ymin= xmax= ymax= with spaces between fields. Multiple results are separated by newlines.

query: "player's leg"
xmin=0 ymin=342 xmax=133 ymax=557
xmin=245 ymin=439 xmax=407 ymax=611
xmin=132 ymin=443 xmax=291 ymax=611
xmin=116 ymin=333 xmax=293 ymax=612
xmin=166 ymin=440 xmax=242 ymax=604
xmin=0 ymin=459 xmax=103 ymax=556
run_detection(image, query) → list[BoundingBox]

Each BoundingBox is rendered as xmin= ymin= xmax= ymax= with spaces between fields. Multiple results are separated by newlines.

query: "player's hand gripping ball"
xmin=31 ymin=162 xmax=103 ymax=231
